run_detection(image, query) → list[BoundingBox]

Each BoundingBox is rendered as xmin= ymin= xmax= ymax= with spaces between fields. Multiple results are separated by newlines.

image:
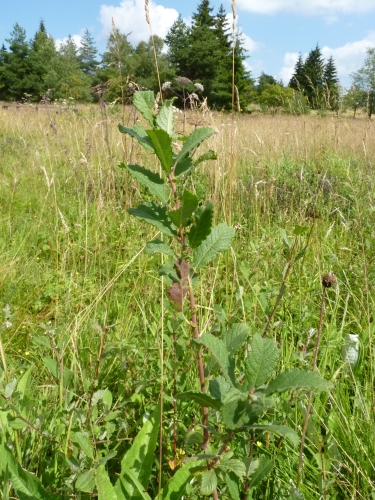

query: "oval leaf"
xmin=192 ymin=223 xmax=235 ymax=269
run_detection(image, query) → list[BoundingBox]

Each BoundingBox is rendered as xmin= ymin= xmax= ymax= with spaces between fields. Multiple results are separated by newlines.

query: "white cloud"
xmin=321 ymin=31 xmax=375 ymax=85
xmin=277 ymin=32 xmax=375 ymax=87
xmin=99 ymin=0 xmax=179 ymax=45
xmin=236 ymin=0 xmax=375 ymax=15
xmin=55 ymin=34 xmax=83 ymax=50
xmin=278 ymin=52 xmax=300 ymax=84
xmin=242 ymin=34 xmax=262 ymax=53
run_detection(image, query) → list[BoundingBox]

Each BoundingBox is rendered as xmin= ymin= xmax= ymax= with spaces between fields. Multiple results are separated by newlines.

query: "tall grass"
xmin=0 ymin=103 xmax=375 ymax=498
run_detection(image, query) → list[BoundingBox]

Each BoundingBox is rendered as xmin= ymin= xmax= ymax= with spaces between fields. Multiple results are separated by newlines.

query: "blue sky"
xmin=1 ymin=0 xmax=375 ymax=87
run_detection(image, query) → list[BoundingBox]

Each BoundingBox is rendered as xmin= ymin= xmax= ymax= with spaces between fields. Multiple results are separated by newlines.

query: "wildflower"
xmin=256 ymin=441 xmax=263 ymax=447
xmin=162 ymin=81 xmax=172 ymax=91
xmin=25 ymin=351 xmax=30 ymax=356
xmin=194 ymin=83 xmax=204 ymax=92
xmin=189 ymin=92 xmax=199 ymax=101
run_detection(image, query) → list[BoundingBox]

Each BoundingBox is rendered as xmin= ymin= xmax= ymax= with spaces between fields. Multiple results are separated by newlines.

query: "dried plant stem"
xmin=145 ymin=0 xmax=163 ymax=101
xmin=297 ymin=286 xmax=326 ymax=487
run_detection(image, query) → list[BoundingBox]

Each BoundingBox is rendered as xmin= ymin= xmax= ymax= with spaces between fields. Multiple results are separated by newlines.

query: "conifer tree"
xmin=0 ymin=23 xmax=32 ymax=101
xmin=78 ymin=29 xmax=98 ymax=74
xmin=165 ymin=15 xmax=190 ymax=77
xmin=323 ymin=55 xmax=339 ymax=110
xmin=303 ymin=44 xmax=324 ymax=109
xmin=289 ymin=53 xmax=307 ymax=92
xmin=29 ymin=20 xmax=57 ymax=99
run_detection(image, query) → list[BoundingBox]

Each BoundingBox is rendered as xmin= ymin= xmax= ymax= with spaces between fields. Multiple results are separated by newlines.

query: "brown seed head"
xmin=322 ymin=271 xmax=337 ymax=288
xmin=175 ymin=76 xmax=192 ymax=86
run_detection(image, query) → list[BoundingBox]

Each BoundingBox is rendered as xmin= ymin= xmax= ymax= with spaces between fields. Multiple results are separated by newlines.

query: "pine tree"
xmin=323 ymin=56 xmax=339 ymax=110
xmin=78 ymin=29 xmax=98 ymax=74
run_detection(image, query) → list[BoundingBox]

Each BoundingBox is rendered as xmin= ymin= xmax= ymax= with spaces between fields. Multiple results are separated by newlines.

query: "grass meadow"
xmin=1 ymin=102 xmax=375 ymax=499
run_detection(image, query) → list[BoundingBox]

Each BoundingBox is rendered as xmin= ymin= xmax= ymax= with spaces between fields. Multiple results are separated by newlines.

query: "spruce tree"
xmin=78 ymin=29 xmax=98 ymax=74
xmin=29 ymin=21 xmax=57 ymax=99
xmin=289 ymin=53 xmax=307 ymax=93
xmin=323 ymin=55 xmax=339 ymax=110
xmin=0 ymin=23 xmax=33 ymax=101
xmin=165 ymin=15 xmax=190 ymax=77
xmin=303 ymin=44 xmax=324 ymax=109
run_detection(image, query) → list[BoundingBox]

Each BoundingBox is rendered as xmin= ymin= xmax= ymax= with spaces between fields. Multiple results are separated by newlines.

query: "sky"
xmin=1 ymin=0 xmax=375 ymax=88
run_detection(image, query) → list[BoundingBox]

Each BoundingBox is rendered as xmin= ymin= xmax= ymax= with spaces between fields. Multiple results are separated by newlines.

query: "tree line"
xmin=0 ymin=0 xmax=374 ymax=115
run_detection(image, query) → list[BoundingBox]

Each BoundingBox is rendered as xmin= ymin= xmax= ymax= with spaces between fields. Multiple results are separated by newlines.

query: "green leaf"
xmin=195 ymin=333 xmax=233 ymax=384
xmin=156 ymin=98 xmax=176 ymax=136
xmin=129 ymin=203 xmax=176 ymax=236
xmin=209 ymin=376 xmax=244 ymax=405
xmin=95 ymin=450 xmax=117 ymax=469
xmin=42 ymin=357 xmax=59 ymax=379
xmin=118 ymin=124 xmax=155 ymax=152
xmin=17 ymin=365 xmax=33 ymax=395
xmin=188 ymin=202 xmax=214 ymax=249
xmin=192 ymin=223 xmax=235 ymax=269
xmin=248 ymin=457 xmax=274 ymax=489
xmin=168 ymin=190 xmax=199 ymax=228
xmin=221 ymin=399 xmax=262 ymax=430
xmin=199 ymin=469 xmax=217 ymax=496
xmin=265 ymin=368 xmax=334 ymax=394
xmin=145 ymin=239 xmax=175 ymax=257
xmin=247 ymin=424 xmax=299 ymax=446
xmin=176 ymin=391 xmax=222 ymax=410
xmin=174 ymin=127 xmax=215 ymax=167
xmin=123 ymin=164 xmax=170 ymax=204
xmin=133 ymin=91 xmax=155 ymax=126
xmin=5 ymin=378 xmax=17 ymax=398
xmin=174 ymin=157 xmax=193 ymax=177
xmin=218 ymin=459 xmax=246 ymax=478
xmin=223 ymin=323 xmax=249 ymax=354
xmin=7 ymin=415 xmax=29 ymax=430
xmin=71 ymin=432 xmax=94 ymax=459
xmin=75 ymin=469 xmax=95 ymax=493
xmin=147 ymin=129 xmax=174 ymax=173
xmin=1 ymin=442 xmax=59 ymax=499
xmin=95 ymin=466 xmax=119 ymax=500
xmin=244 ymin=334 xmax=279 ymax=390
xmin=157 ymin=462 xmax=204 ymax=500
xmin=115 ymin=402 xmax=161 ymax=500
xmin=293 ymin=225 xmax=308 ymax=235
xmin=243 ymin=458 xmax=260 ymax=477
xmin=92 ymin=389 xmax=107 ymax=407
xmin=194 ymin=149 xmax=217 ymax=166
xmin=117 ymin=471 xmax=152 ymax=500
xmin=225 ymin=471 xmax=240 ymax=500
